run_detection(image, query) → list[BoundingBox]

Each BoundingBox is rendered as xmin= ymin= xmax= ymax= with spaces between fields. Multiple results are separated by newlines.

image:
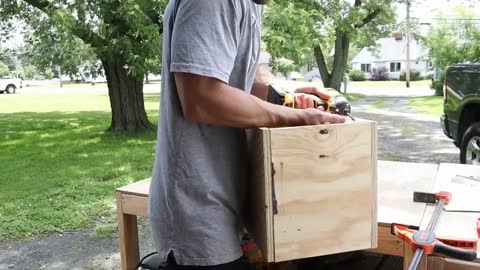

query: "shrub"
xmin=400 ymin=69 xmax=423 ymax=81
xmin=425 ymin=72 xmax=434 ymax=80
xmin=349 ymin=70 xmax=366 ymax=81
xmin=0 ymin=61 xmax=9 ymax=78
xmin=370 ymin=67 xmax=389 ymax=81
xmin=431 ymin=73 xmax=445 ymax=96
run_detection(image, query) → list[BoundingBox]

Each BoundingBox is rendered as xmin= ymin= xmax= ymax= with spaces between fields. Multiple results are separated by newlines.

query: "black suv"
xmin=441 ymin=64 xmax=480 ymax=165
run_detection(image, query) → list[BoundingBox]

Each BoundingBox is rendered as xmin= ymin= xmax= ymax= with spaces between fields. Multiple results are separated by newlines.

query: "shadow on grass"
xmin=0 ymin=110 xmax=159 ymax=240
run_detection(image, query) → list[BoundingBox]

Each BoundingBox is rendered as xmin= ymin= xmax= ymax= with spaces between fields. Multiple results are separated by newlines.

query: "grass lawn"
xmin=409 ymin=96 xmax=444 ymax=116
xmin=347 ymin=80 xmax=431 ymax=89
xmin=343 ymin=93 xmax=365 ymax=102
xmin=0 ymin=93 xmax=160 ymax=240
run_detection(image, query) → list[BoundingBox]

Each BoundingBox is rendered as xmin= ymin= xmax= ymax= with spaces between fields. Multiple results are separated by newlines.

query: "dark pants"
xmin=165 ymin=253 xmax=255 ymax=270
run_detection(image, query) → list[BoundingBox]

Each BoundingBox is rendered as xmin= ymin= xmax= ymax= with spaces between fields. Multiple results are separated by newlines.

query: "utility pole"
xmin=406 ymin=0 xmax=411 ymax=88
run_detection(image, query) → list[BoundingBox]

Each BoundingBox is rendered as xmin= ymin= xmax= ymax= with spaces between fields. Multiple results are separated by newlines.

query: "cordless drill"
xmin=311 ymin=89 xmax=356 ymax=121
xmin=267 ymin=84 xmax=355 ymax=121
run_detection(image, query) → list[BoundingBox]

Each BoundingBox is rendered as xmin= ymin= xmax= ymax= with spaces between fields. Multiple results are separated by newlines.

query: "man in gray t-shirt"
xmin=148 ymin=0 xmax=345 ymax=269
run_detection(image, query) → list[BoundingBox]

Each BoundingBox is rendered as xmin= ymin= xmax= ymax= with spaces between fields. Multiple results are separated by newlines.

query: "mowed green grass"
xmin=0 ymin=93 xmax=160 ymax=239
xmin=409 ymin=96 xmax=444 ymax=116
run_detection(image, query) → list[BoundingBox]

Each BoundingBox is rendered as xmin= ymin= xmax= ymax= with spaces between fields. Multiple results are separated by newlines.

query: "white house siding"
xmin=352 ymin=60 xmax=428 ymax=79
xmin=351 ymin=36 xmax=429 ymax=80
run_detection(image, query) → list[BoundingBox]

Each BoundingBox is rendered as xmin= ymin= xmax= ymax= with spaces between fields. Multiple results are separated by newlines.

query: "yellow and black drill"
xmin=267 ymin=84 xmax=355 ymax=121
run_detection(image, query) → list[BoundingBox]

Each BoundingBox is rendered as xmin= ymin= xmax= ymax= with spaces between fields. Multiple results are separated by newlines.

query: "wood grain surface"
xmin=368 ymin=225 xmax=404 ymax=257
xmin=267 ymin=121 xmax=377 ymax=262
xmin=116 ymin=178 xmax=151 ymax=196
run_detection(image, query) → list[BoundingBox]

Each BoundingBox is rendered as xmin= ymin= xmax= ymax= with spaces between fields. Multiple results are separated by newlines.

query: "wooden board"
xmin=122 ymin=194 xmax=148 ymax=217
xmin=376 ymin=161 xmax=438 ymax=227
xmin=245 ymin=128 xmax=275 ymax=262
xmin=265 ymin=121 xmax=377 ymax=262
xmin=420 ymin=163 xmax=480 ymax=260
xmin=116 ymin=192 xmax=140 ymax=270
xmin=368 ymin=225 xmax=404 ymax=257
xmin=116 ymin=179 xmax=151 ymax=197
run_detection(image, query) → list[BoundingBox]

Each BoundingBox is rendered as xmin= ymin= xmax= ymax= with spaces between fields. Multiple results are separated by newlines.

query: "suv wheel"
xmin=460 ymin=122 xmax=480 ymax=165
xmin=6 ymin=84 xmax=16 ymax=94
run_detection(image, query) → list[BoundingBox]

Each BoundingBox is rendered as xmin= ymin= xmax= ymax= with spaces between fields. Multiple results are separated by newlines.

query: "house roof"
xmin=351 ymin=37 xmax=428 ymax=63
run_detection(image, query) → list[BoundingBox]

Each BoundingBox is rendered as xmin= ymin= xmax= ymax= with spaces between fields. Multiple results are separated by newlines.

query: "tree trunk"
xmin=102 ymin=58 xmax=154 ymax=132
xmin=313 ymin=29 xmax=350 ymax=91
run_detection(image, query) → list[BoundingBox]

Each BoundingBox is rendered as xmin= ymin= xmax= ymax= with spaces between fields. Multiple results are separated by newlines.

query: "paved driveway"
xmin=350 ymin=95 xmax=459 ymax=164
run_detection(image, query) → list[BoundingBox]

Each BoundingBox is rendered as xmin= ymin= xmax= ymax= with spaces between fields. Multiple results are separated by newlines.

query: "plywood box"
xmin=245 ymin=120 xmax=378 ymax=262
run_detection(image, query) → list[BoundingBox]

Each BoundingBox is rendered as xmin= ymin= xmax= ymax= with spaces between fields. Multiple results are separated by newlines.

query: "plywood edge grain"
xmin=263 ymin=128 xmax=275 ymax=262
xmin=245 ymin=128 xmax=275 ymax=263
xmin=371 ymin=121 xmax=378 ymax=248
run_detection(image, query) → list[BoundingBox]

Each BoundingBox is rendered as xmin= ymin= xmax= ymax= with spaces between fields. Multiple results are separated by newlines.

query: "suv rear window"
xmin=447 ymin=70 xmax=463 ymax=92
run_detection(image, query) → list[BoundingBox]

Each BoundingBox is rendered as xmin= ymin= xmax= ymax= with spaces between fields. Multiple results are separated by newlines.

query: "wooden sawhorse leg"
xmin=116 ymin=192 xmax=140 ymax=270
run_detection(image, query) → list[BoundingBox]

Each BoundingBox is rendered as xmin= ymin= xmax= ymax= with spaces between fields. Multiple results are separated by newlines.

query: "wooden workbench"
xmin=115 ymin=161 xmax=480 ymax=270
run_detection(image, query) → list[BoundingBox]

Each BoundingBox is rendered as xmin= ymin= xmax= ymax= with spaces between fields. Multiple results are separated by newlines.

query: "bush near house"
xmin=400 ymin=69 xmax=423 ymax=81
xmin=431 ymin=73 xmax=445 ymax=96
xmin=370 ymin=67 xmax=389 ymax=81
xmin=349 ymin=70 xmax=366 ymax=81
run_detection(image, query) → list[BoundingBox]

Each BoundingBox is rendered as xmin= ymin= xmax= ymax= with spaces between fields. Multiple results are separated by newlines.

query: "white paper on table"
xmin=443 ymin=175 xmax=480 ymax=212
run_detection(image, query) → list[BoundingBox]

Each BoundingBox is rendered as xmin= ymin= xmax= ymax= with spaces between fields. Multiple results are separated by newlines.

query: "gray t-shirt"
xmin=148 ymin=0 xmax=263 ymax=266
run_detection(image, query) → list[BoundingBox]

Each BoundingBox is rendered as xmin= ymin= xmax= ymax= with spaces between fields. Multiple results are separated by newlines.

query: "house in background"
xmin=351 ymin=33 xmax=429 ymax=80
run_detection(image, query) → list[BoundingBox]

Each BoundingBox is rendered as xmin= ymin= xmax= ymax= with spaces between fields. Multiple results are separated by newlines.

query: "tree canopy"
xmin=1 ymin=0 xmax=167 ymax=131
xmin=263 ymin=0 xmax=398 ymax=89
xmin=425 ymin=6 xmax=480 ymax=70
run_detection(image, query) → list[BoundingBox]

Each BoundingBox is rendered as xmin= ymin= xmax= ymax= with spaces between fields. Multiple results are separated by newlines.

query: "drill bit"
xmin=346 ymin=113 xmax=356 ymax=121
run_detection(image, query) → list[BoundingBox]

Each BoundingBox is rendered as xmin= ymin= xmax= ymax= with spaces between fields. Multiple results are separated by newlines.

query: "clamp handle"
xmin=393 ymin=225 xmax=478 ymax=262
xmin=434 ymin=241 xmax=478 ymax=261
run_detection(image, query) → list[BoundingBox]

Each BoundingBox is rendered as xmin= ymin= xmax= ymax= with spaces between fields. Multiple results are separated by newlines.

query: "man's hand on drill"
xmin=294 ymin=86 xmax=331 ymax=109
xmin=301 ymin=108 xmax=346 ymax=125
xmin=293 ymin=86 xmax=346 ymax=124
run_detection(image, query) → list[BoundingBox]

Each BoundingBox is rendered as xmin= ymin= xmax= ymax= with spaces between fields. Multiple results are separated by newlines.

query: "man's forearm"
xmin=179 ymin=77 xmax=305 ymax=128
xmin=175 ymin=73 xmax=346 ymax=128
xmin=251 ymin=82 xmax=270 ymax=101
xmin=251 ymin=65 xmax=276 ymax=101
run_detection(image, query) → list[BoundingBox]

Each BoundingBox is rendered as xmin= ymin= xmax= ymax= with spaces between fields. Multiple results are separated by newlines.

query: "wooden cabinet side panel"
xmin=245 ymin=128 xmax=275 ymax=262
xmin=269 ymin=122 xmax=376 ymax=262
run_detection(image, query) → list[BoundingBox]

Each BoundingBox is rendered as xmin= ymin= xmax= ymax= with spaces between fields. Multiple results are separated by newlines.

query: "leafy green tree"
xmin=1 ymin=0 xmax=167 ymax=132
xmin=23 ymin=20 xmax=102 ymax=81
xmin=23 ymin=65 xmax=38 ymax=79
xmin=264 ymin=0 xmax=397 ymax=90
xmin=425 ymin=6 xmax=480 ymax=70
xmin=0 ymin=61 xmax=9 ymax=78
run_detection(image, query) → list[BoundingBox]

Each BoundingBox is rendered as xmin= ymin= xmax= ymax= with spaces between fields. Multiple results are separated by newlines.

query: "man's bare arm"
xmin=174 ymin=72 xmax=346 ymax=128
xmin=251 ymin=65 xmax=275 ymax=101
